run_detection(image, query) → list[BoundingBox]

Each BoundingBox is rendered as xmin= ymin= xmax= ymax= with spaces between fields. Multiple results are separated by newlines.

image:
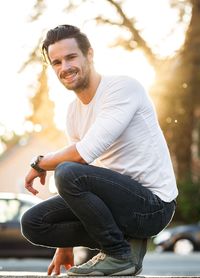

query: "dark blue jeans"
xmin=21 ymin=162 xmax=176 ymax=260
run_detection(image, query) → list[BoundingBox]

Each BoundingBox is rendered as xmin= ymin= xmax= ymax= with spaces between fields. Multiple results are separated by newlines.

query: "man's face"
xmin=48 ymin=38 xmax=92 ymax=92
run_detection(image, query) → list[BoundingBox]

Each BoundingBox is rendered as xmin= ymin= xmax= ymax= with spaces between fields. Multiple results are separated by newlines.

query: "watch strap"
xmin=30 ymin=155 xmax=45 ymax=173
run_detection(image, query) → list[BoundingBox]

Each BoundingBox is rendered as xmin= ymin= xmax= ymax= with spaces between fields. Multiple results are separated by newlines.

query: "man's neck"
xmin=75 ymin=71 xmax=101 ymax=104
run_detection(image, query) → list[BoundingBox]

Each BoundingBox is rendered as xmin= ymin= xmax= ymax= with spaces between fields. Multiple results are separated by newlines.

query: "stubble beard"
xmin=62 ymin=62 xmax=91 ymax=94
xmin=73 ymin=70 xmax=90 ymax=94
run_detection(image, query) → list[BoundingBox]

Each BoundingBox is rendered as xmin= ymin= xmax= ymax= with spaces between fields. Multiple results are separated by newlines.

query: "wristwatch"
xmin=30 ymin=155 xmax=45 ymax=173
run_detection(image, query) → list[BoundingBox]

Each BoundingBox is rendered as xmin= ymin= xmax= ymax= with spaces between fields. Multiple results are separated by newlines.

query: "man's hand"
xmin=25 ymin=168 xmax=47 ymax=195
xmin=48 ymin=247 xmax=74 ymax=276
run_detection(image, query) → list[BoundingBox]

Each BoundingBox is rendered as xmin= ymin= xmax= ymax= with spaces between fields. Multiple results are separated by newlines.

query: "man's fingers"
xmin=64 ymin=263 xmax=72 ymax=270
xmin=24 ymin=169 xmax=41 ymax=195
xmin=25 ymin=183 xmax=39 ymax=195
xmin=54 ymin=264 xmax=61 ymax=275
xmin=40 ymin=173 xmax=46 ymax=185
xmin=47 ymin=263 xmax=61 ymax=276
xmin=47 ymin=262 xmax=54 ymax=275
xmin=28 ymin=187 xmax=39 ymax=195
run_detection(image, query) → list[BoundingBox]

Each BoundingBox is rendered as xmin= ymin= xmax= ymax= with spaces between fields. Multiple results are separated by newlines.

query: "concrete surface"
xmin=0 ymin=273 xmax=200 ymax=278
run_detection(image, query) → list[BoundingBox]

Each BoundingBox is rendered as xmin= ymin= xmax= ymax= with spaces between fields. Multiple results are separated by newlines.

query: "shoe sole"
xmin=67 ymin=270 xmax=104 ymax=276
xmin=111 ymin=266 xmax=142 ymax=276
xmin=68 ymin=267 xmax=142 ymax=276
xmin=134 ymin=267 xmax=143 ymax=276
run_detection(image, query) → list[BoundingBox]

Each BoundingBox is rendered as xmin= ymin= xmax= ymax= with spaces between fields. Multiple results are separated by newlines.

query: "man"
xmin=21 ymin=24 xmax=178 ymax=276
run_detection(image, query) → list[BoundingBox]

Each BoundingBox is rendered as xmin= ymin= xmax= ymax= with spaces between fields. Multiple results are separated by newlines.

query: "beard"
xmin=60 ymin=60 xmax=91 ymax=93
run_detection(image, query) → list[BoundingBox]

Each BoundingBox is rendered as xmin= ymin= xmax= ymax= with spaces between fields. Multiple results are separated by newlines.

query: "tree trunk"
xmin=172 ymin=0 xmax=200 ymax=181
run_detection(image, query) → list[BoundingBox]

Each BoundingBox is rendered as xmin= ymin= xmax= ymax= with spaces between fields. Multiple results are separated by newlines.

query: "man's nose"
xmin=61 ymin=60 xmax=71 ymax=71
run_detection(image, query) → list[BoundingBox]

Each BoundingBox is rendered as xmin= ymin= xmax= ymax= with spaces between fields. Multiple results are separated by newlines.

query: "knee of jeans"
xmin=55 ymin=161 xmax=82 ymax=194
xmin=21 ymin=208 xmax=41 ymax=245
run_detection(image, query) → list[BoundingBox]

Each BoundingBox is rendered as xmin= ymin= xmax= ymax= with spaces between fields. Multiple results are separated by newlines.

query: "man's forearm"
xmin=38 ymin=144 xmax=86 ymax=171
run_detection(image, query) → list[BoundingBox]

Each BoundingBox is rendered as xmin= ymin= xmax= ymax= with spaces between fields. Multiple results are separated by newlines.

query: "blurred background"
xmin=0 ymin=0 xmax=200 ymax=275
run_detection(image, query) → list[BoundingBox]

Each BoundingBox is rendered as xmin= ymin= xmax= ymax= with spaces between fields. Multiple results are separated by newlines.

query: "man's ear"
xmin=87 ymin=48 xmax=94 ymax=63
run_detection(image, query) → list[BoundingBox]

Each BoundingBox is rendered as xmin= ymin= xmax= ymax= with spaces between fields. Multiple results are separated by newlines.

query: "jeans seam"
xmin=42 ymin=208 xmax=69 ymax=223
xmin=73 ymin=175 xmax=146 ymax=202
xmin=132 ymin=207 xmax=165 ymax=218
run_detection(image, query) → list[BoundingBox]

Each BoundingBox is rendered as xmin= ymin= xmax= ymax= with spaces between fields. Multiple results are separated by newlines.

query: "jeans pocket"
xmin=125 ymin=208 xmax=166 ymax=238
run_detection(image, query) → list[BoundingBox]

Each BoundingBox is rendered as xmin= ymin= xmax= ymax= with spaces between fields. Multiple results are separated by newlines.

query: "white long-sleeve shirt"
xmin=66 ymin=75 xmax=178 ymax=202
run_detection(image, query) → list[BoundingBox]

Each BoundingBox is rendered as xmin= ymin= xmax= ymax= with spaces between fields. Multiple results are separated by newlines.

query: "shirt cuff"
xmin=76 ymin=142 xmax=94 ymax=164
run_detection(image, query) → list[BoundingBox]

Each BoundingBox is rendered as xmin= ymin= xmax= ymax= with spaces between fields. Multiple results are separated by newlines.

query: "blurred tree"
xmin=28 ymin=65 xmax=56 ymax=136
xmin=0 ymin=123 xmax=20 ymax=157
xmin=163 ymin=0 xmax=200 ymax=222
xmin=19 ymin=38 xmax=59 ymax=140
xmin=155 ymin=0 xmax=200 ymax=184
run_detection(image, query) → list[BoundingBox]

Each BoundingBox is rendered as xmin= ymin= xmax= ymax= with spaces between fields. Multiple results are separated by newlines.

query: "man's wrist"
xmin=30 ymin=155 xmax=46 ymax=173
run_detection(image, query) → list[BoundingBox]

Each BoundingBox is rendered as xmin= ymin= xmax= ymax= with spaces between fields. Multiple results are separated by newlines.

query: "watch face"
xmin=30 ymin=156 xmax=37 ymax=165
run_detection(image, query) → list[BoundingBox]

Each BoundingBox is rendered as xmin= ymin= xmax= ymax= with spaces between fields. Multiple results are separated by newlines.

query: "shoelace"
xmin=89 ymin=252 xmax=106 ymax=266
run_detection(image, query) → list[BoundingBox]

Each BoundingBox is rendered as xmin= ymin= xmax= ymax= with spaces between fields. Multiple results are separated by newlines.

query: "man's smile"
xmin=60 ymin=68 xmax=79 ymax=83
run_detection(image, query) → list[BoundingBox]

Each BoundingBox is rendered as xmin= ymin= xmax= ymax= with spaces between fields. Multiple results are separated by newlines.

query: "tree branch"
xmin=105 ymin=0 xmax=158 ymax=67
xmin=28 ymin=0 xmax=46 ymax=21
xmin=18 ymin=36 xmax=43 ymax=73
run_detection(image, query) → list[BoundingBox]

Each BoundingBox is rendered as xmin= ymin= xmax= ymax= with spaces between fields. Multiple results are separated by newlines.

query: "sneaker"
xmin=129 ymin=238 xmax=147 ymax=275
xmin=67 ymin=252 xmax=136 ymax=276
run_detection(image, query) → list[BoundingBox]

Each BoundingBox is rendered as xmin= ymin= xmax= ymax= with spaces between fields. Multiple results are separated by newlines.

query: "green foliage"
xmin=175 ymin=179 xmax=200 ymax=223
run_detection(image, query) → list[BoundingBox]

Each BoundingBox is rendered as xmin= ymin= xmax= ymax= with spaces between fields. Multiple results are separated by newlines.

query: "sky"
xmin=0 ymin=0 xmax=191 ymax=134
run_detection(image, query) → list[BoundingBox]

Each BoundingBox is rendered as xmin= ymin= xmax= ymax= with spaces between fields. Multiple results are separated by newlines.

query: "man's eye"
xmin=52 ymin=61 xmax=60 ymax=66
xmin=68 ymin=55 xmax=76 ymax=60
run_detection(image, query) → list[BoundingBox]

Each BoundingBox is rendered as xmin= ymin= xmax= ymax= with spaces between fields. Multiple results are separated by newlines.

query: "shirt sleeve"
xmin=76 ymin=77 xmax=144 ymax=164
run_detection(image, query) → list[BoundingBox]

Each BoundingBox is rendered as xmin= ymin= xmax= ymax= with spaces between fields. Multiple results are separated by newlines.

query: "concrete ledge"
xmin=0 ymin=273 xmax=200 ymax=278
xmin=0 ymin=273 xmax=51 ymax=278
xmin=0 ymin=273 xmax=50 ymax=278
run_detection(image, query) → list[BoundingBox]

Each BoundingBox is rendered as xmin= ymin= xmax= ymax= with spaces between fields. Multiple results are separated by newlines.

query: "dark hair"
xmin=42 ymin=24 xmax=91 ymax=63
